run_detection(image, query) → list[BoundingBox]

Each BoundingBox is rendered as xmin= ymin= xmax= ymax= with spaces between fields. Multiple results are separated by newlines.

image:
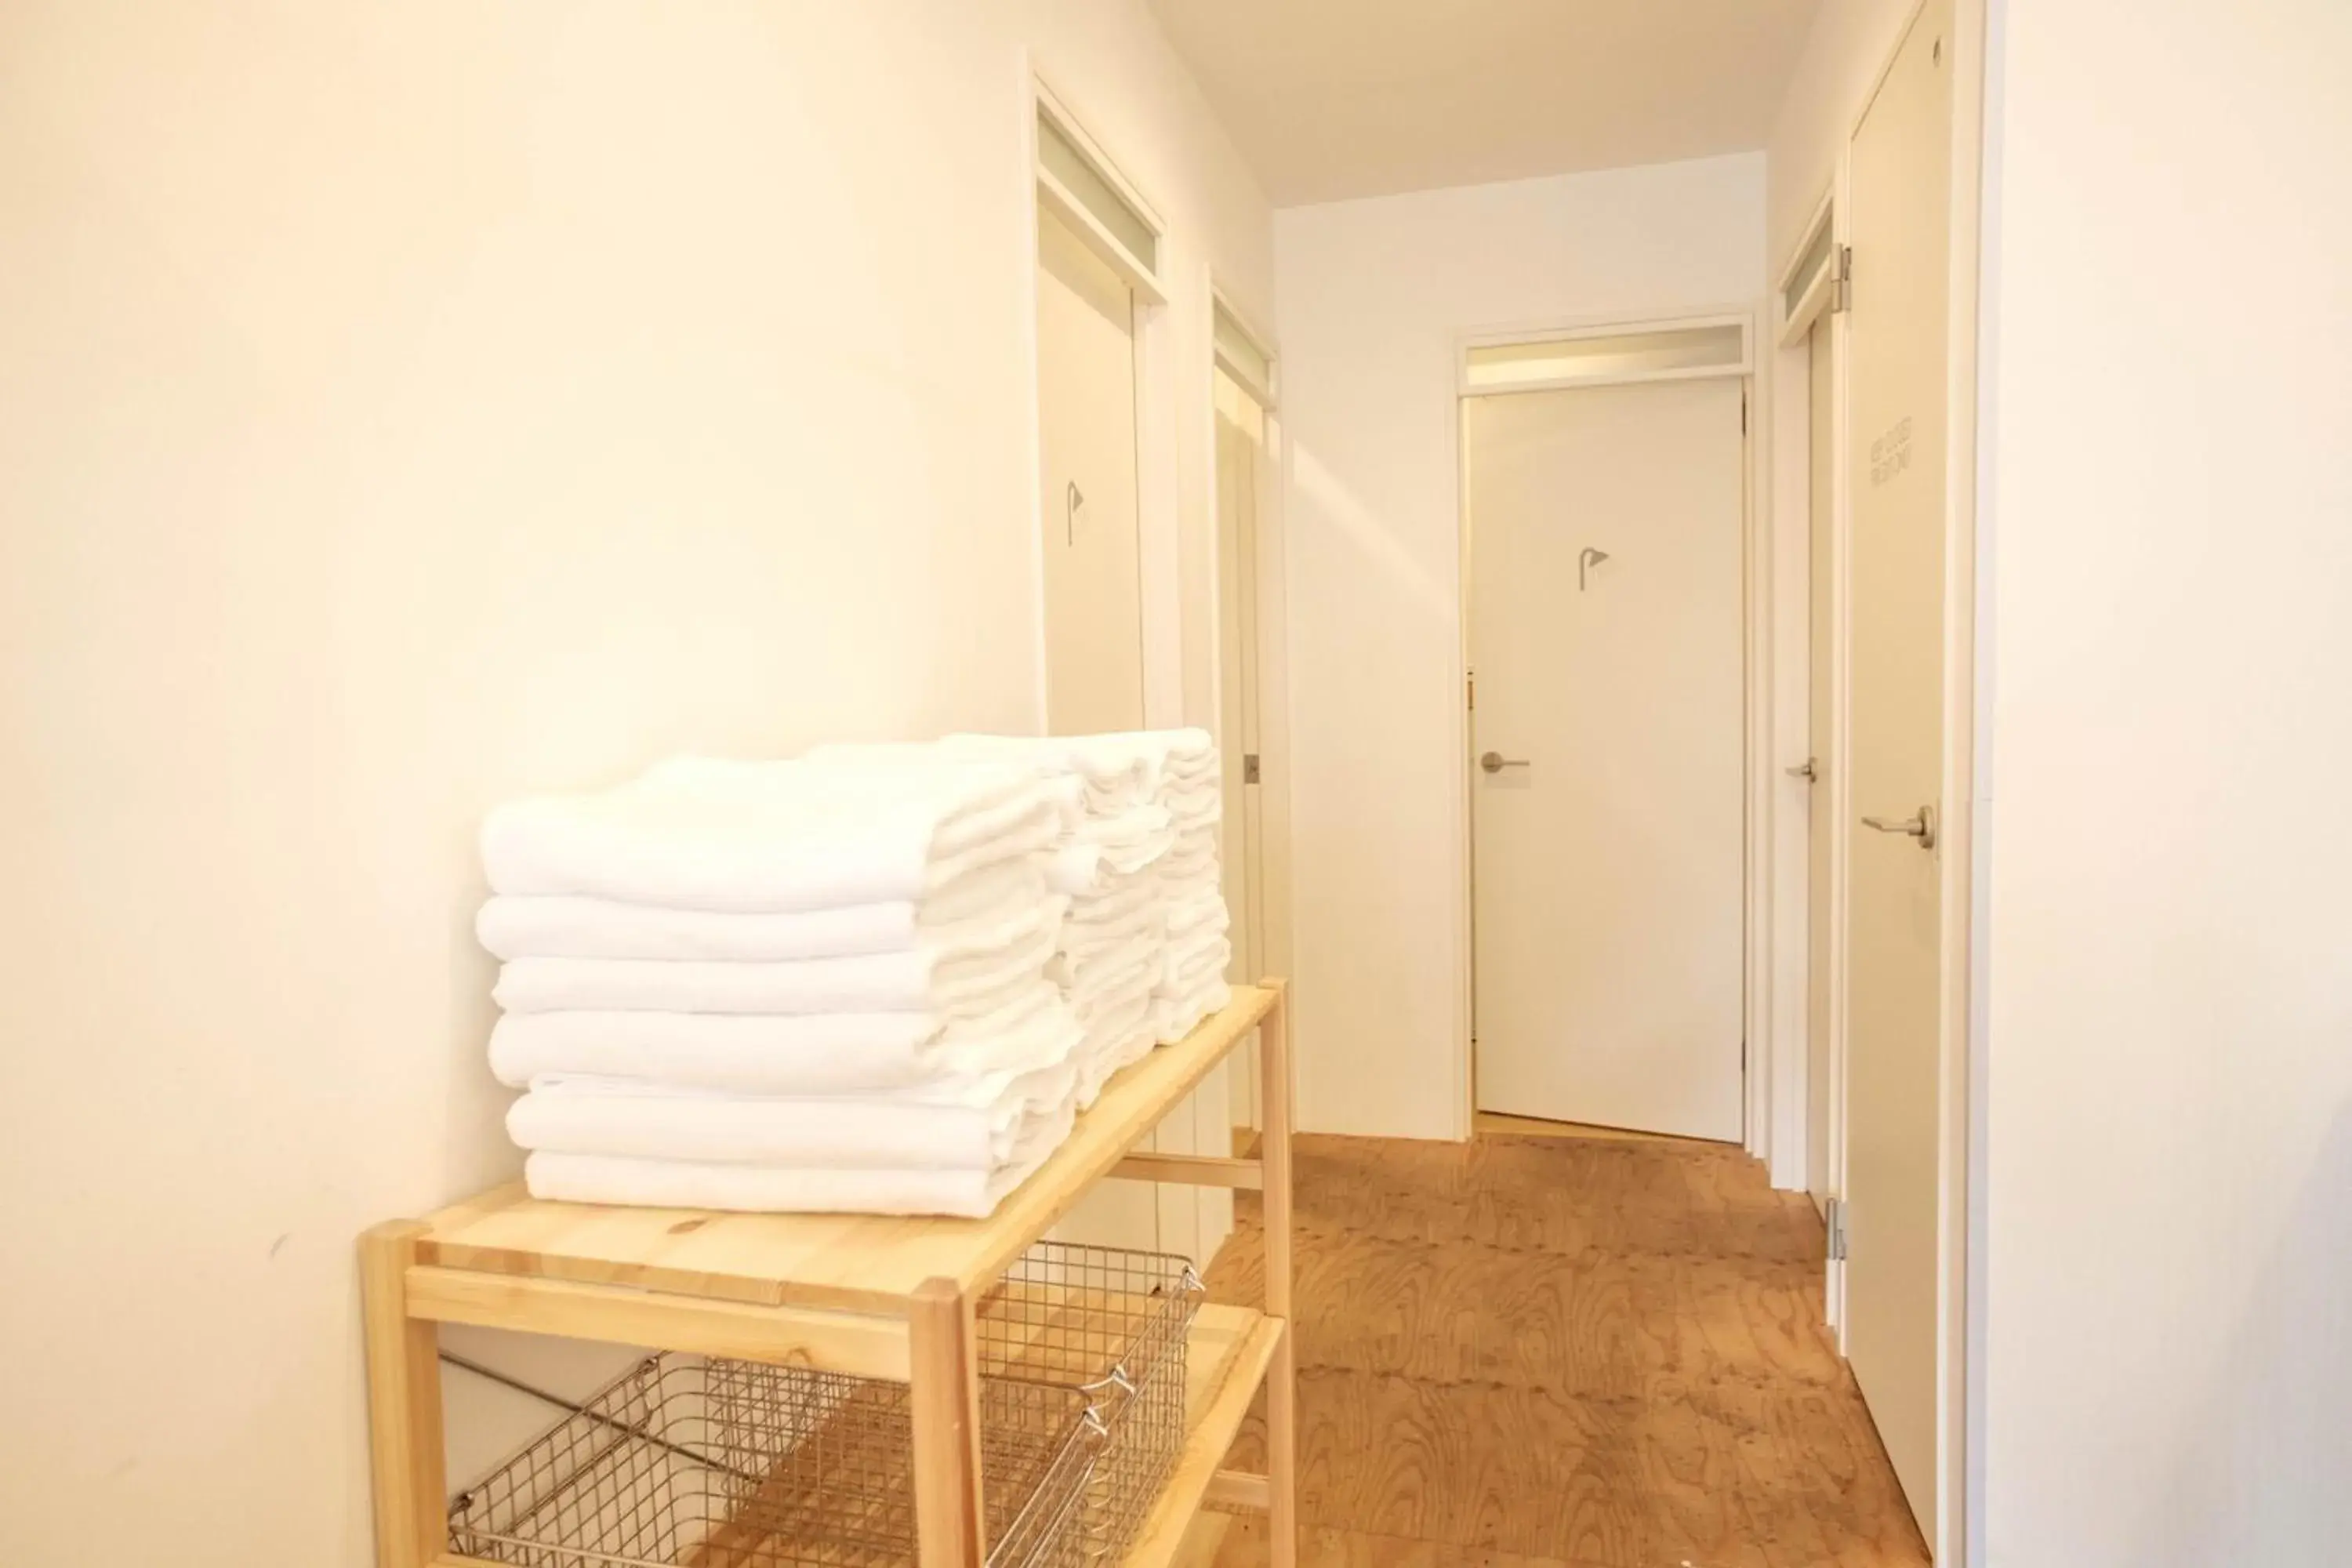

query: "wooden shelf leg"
xmin=910 ymin=1277 xmax=986 ymax=1568
xmin=1267 ymin=1325 xmax=1298 ymax=1568
xmin=361 ymin=1221 xmax=448 ymax=1568
xmin=1258 ymin=982 xmax=1298 ymax=1568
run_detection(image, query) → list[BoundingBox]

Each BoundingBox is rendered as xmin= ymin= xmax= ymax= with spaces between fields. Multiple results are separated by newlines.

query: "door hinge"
xmin=1826 ymin=1196 xmax=1850 ymax=1261
xmin=1466 ymin=672 xmax=1475 ymax=711
xmin=1831 ymin=244 xmax=1854 ymax=314
xmin=1242 ymin=753 xmax=1261 ymax=785
xmin=1740 ymin=388 xmax=1748 ymax=434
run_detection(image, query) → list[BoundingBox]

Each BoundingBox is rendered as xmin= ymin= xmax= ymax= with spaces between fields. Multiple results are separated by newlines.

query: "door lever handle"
xmin=1787 ymin=758 xmax=1818 ymax=782
xmin=1479 ymin=751 xmax=1530 ymax=775
xmin=1861 ymin=804 xmax=1937 ymax=850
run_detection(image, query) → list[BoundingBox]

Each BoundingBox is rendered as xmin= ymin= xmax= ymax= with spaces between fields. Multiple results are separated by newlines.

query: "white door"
xmin=1806 ymin=321 xmax=1836 ymax=1211
xmin=1216 ymin=368 xmax=1269 ymax=1135
xmin=1215 ymin=369 xmax=1268 ymax=983
xmin=1035 ymin=208 xmax=1145 ymax=736
xmin=1036 ymin=206 xmax=1156 ymax=1253
xmin=1842 ymin=0 xmax=1953 ymax=1536
xmin=1469 ymin=377 xmax=1747 ymax=1142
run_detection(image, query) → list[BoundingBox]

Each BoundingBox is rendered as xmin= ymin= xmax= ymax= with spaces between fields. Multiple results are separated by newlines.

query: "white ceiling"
xmin=1146 ymin=0 xmax=1822 ymax=206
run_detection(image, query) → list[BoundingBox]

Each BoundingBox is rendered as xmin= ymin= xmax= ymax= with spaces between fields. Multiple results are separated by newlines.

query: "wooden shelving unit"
xmin=362 ymin=979 xmax=1296 ymax=1568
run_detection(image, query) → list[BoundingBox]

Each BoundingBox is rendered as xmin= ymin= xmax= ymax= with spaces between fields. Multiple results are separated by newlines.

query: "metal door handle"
xmin=1861 ymin=804 xmax=1937 ymax=849
xmin=1579 ymin=546 xmax=1611 ymax=592
xmin=1479 ymin=750 xmax=1530 ymax=774
xmin=1787 ymin=758 xmax=1818 ymax=782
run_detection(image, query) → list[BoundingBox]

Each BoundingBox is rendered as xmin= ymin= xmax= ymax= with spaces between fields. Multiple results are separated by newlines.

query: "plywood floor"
xmin=1470 ymin=1111 xmax=1708 ymax=1146
xmin=1200 ymin=1130 xmax=1929 ymax=1568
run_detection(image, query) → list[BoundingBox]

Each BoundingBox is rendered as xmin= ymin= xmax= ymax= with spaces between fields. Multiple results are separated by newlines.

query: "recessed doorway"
xmin=1464 ymin=318 xmax=1753 ymax=1143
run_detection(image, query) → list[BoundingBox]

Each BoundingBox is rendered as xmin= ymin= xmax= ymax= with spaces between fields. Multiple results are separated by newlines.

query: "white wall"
xmin=0 ymin=4 xmax=1269 ymax=1563
xmin=1976 ymin=1 xmax=2352 ymax=1562
xmin=1275 ymin=155 xmax=1765 ymax=1139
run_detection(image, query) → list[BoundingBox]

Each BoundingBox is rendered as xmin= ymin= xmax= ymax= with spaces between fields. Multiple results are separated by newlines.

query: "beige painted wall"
xmin=1272 ymin=155 xmax=1764 ymax=1140
xmin=0 ymin=4 xmax=1270 ymax=1562
xmin=1977 ymin=0 xmax=2352 ymax=1560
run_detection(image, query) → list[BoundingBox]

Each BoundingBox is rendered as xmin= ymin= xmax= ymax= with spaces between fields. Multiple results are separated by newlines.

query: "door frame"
xmin=1022 ymin=61 xmax=1241 ymax=1268
xmin=1771 ymin=1 xmax=1991 ymax=1561
xmin=1769 ymin=191 xmax=1843 ymax=1229
xmin=1450 ymin=305 xmax=1769 ymax=1149
xmin=1771 ymin=226 xmax=1842 ymax=1241
xmin=1018 ymin=62 xmax=1183 ymax=732
xmin=1203 ymin=274 xmax=1291 ymax=1135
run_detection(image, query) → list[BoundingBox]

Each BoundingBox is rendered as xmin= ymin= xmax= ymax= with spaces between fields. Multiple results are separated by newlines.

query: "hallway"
xmin=1203 ymin=1129 xmax=1929 ymax=1567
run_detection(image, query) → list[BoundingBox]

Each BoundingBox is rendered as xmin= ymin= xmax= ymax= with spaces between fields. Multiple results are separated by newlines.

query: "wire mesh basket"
xmin=975 ymin=1243 xmax=1203 ymax=1563
xmin=448 ymin=1243 xmax=1203 ymax=1568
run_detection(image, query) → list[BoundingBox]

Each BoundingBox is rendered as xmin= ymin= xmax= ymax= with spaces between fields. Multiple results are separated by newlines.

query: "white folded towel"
xmin=1099 ymin=836 xmax=1174 ymax=877
xmin=493 ymin=898 xmax=1062 ymax=1016
xmin=1047 ymin=829 xmax=1171 ymax=887
xmin=1163 ymin=782 xmax=1222 ymax=832
xmin=523 ymin=1094 xmax=1078 ymax=1217
xmin=1049 ymin=929 xmax=1160 ymax=1010
xmin=1163 ymin=886 xmax=1229 ymax=940
xmin=1082 ymin=955 xmax=1160 ymax=1026
xmin=1164 ymin=931 xmax=1232 ymax=991
xmin=487 ymin=985 xmax=1081 ymax=1098
xmin=1080 ymin=775 xmax=1152 ymax=814
xmin=1158 ymin=833 xmax=1219 ymax=882
xmin=946 ymin=731 xmax=1210 ymax=796
xmin=1154 ymin=972 xmax=1232 ymax=1045
xmin=1181 ymin=931 xmax=1230 ymax=970
xmin=506 ymin=1056 xmax=1079 ymax=1170
xmin=815 ymin=731 xmax=1215 ymax=803
xmin=848 ymin=731 xmax=1218 ymax=819
xmin=1075 ymin=984 xmax=1160 ymax=1104
xmin=1051 ymin=837 xmax=1179 ymax=895
xmin=1079 ymin=800 xmax=1172 ymax=847
xmin=1065 ymin=871 xmax=1160 ymax=924
xmin=482 ymin=757 xmax=1058 ymax=913
xmin=476 ymin=858 xmax=1044 ymax=963
xmin=1061 ymin=897 xmax=1166 ymax=961
xmin=1044 ymin=844 xmax=1105 ymax=896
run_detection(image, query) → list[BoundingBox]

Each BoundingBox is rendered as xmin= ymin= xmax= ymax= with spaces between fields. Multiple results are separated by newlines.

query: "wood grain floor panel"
xmin=1210 ymin=1512 xmax=1610 ymax=1568
xmin=1473 ymin=1111 xmax=1704 ymax=1145
xmin=1207 ymin=1223 xmax=1642 ymax=1396
xmin=1224 ymin=1369 xmax=1650 ymax=1560
xmin=1269 ymin=1136 xmax=1826 ymax=1267
xmin=1212 ymin=1222 xmax=1843 ymax=1398
xmin=1208 ymin=1131 xmax=1928 ymax=1568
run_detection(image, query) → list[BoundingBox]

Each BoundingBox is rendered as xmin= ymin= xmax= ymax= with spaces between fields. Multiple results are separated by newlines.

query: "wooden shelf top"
xmin=414 ymin=982 xmax=1282 ymax=1316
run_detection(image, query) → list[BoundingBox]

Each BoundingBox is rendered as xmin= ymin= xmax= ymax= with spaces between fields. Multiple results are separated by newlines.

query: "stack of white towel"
xmin=1150 ymin=739 xmax=1232 ymax=1043
xmin=815 ymin=731 xmax=1226 ymax=1105
xmin=476 ymin=757 xmax=1085 ymax=1218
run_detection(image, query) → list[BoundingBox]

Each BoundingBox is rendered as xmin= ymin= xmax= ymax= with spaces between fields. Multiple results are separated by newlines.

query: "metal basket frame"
xmin=975 ymin=1243 xmax=1202 ymax=1563
xmin=448 ymin=1243 xmax=1202 ymax=1568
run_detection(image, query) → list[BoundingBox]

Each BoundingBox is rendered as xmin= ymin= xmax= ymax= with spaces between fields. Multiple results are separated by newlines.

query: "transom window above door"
xmin=1461 ymin=317 xmax=1751 ymax=397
